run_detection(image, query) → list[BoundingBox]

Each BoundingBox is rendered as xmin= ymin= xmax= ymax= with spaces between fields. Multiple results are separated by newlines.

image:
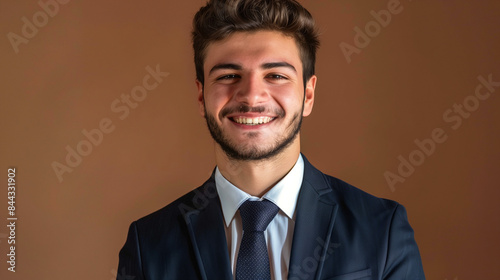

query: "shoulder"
xmin=313 ymin=170 xmax=408 ymax=236
xmin=302 ymin=155 xmax=400 ymax=219
xmin=327 ymin=174 xmax=399 ymax=211
xmin=133 ymin=176 xmax=218 ymax=232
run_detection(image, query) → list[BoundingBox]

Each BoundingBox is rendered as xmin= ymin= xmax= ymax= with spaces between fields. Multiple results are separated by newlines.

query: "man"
xmin=117 ymin=0 xmax=425 ymax=279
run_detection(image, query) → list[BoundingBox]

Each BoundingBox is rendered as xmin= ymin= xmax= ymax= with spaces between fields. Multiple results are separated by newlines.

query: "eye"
xmin=216 ymin=74 xmax=240 ymax=80
xmin=266 ymin=74 xmax=288 ymax=80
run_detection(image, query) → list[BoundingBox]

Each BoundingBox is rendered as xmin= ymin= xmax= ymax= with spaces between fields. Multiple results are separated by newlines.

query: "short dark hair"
xmin=192 ymin=0 xmax=320 ymax=86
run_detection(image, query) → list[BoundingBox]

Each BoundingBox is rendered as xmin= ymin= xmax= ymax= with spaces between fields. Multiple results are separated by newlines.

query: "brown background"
xmin=1 ymin=0 xmax=499 ymax=279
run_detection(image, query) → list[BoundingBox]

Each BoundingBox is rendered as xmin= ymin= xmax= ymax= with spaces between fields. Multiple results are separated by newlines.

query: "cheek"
xmin=271 ymin=87 xmax=303 ymax=111
xmin=204 ymin=88 xmax=232 ymax=114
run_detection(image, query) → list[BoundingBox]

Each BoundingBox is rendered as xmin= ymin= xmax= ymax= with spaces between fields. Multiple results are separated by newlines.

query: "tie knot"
xmin=239 ymin=200 xmax=279 ymax=232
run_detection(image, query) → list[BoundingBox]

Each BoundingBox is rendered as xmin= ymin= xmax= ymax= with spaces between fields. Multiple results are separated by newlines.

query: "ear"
xmin=195 ymin=79 xmax=205 ymax=117
xmin=302 ymin=75 xmax=316 ymax=117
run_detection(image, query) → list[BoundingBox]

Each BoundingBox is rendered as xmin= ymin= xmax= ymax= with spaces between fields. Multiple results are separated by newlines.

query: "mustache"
xmin=220 ymin=104 xmax=285 ymax=118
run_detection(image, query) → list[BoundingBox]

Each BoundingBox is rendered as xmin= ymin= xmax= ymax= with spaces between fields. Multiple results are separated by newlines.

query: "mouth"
xmin=230 ymin=116 xmax=276 ymax=126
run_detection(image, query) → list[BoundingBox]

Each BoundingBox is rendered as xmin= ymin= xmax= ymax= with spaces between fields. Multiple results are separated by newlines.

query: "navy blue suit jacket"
xmin=117 ymin=155 xmax=425 ymax=279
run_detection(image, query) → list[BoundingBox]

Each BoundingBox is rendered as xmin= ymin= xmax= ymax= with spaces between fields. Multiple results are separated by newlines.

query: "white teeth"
xmin=233 ymin=117 xmax=274 ymax=125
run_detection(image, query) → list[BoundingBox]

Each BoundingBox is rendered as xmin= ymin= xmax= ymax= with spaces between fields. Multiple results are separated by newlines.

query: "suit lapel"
xmin=288 ymin=156 xmax=339 ymax=280
xmin=183 ymin=178 xmax=233 ymax=280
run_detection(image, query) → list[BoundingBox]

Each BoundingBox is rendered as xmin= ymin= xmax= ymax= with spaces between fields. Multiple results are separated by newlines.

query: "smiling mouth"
xmin=231 ymin=116 xmax=275 ymax=125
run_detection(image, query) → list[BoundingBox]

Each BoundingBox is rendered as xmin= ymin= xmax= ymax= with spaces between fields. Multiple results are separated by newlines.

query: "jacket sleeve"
xmin=117 ymin=221 xmax=144 ymax=280
xmin=382 ymin=204 xmax=425 ymax=279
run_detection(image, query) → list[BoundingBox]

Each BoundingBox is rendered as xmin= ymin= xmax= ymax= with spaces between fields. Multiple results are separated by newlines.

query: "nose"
xmin=233 ymin=74 xmax=269 ymax=106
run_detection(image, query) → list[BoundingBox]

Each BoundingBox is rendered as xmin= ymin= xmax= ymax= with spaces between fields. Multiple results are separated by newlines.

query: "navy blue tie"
xmin=236 ymin=200 xmax=279 ymax=280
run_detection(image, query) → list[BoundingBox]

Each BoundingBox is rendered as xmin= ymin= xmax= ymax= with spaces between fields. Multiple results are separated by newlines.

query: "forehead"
xmin=203 ymin=30 xmax=302 ymax=72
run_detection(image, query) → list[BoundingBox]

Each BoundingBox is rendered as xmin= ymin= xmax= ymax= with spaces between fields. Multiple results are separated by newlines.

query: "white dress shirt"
xmin=215 ymin=154 xmax=304 ymax=280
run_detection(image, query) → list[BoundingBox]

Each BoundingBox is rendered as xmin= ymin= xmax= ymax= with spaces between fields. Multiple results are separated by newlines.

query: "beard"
xmin=204 ymin=102 xmax=304 ymax=161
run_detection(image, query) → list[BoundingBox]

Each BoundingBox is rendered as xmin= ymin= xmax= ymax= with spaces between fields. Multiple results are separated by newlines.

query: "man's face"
xmin=196 ymin=31 xmax=316 ymax=161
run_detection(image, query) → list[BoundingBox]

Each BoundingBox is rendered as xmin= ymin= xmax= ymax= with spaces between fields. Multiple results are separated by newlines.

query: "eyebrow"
xmin=208 ymin=62 xmax=297 ymax=75
xmin=261 ymin=62 xmax=296 ymax=73
xmin=209 ymin=63 xmax=242 ymax=75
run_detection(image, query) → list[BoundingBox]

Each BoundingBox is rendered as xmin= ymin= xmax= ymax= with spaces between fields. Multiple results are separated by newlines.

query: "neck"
xmin=215 ymin=139 xmax=301 ymax=197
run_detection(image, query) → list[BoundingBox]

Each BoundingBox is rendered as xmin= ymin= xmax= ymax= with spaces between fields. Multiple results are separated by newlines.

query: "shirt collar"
xmin=215 ymin=154 xmax=304 ymax=227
